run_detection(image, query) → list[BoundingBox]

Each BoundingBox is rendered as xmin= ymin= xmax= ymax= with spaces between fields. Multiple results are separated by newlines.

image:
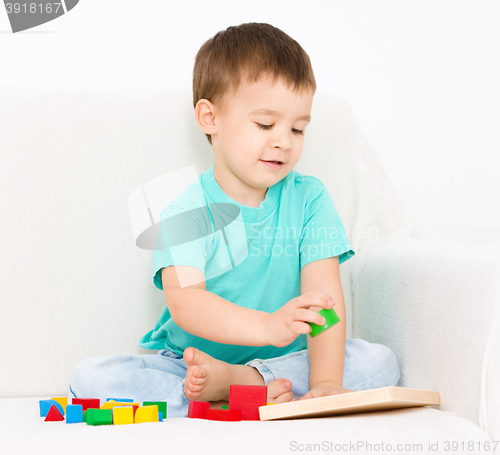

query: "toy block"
xmin=101 ymin=401 xmax=139 ymax=418
xmin=65 ymin=404 xmax=83 ymax=424
xmin=72 ymin=398 xmax=100 ymax=411
xmin=221 ymin=405 xmax=229 ymax=410
xmin=205 ymin=409 xmax=242 ymax=421
xmin=188 ymin=400 xmax=210 ymax=419
xmin=112 ymin=406 xmax=134 ymax=425
xmin=101 ymin=401 xmax=139 ymax=409
xmin=86 ymin=408 xmax=113 ymax=426
xmin=143 ymin=401 xmax=167 ymax=419
xmin=44 ymin=405 xmax=64 ymax=422
xmin=86 ymin=409 xmax=95 ymax=425
xmin=134 ymin=405 xmax=159 ymax=424
xmin=229 ymin=385 xmax=267 ymax=420
xmin=159 ymin=412 xmax=163 ymax=422
xmin=307 ymin=307 xmax=340 ymax=337
xmin=83 ymin=410 xmax=87 ymax=422
xmin=50 ymin=397 xmax=68 ymax=413
xmin=39 ymin=399 xmax=64 ymax=417
xmin=106 ymin=398 xmax=133 ymax=402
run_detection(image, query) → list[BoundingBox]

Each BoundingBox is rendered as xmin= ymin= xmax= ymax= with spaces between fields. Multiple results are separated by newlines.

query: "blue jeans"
xmin=69 ymin=338 xmax=400 ymax=418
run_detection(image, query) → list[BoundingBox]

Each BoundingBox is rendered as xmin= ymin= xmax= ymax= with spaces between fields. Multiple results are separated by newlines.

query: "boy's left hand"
xmin=298 ymin=381 xmax=353 ymax=400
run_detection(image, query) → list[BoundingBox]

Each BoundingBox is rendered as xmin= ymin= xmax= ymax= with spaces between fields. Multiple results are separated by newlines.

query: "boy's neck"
xmin=213 ymin=163 xmax=268 ymax=208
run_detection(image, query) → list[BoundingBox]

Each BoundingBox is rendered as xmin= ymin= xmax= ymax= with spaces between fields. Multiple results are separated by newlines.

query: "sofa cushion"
xmin=1 ymin=397 xmax=493 ymax=454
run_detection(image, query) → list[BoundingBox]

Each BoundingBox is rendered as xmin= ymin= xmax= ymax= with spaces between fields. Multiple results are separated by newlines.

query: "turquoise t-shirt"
xmin=139 ymin=164 xmax=355 ymax=364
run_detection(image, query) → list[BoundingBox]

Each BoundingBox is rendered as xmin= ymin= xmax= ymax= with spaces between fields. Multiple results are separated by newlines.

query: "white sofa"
xmin=0 ymin=87 xmax=498 ymax=454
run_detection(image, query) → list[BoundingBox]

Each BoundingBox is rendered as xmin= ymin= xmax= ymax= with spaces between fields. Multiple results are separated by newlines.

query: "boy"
xmin=70 ymin=22 xmax=400 ymax=417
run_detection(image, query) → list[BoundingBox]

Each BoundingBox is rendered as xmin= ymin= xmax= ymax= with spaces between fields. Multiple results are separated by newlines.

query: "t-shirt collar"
xmin=201 ymin=163 xmax=283 ymax=223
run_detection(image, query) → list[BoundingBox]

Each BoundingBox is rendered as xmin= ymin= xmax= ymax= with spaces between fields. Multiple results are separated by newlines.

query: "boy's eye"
xmin=256 ymin=123 xmax=304 ymax=135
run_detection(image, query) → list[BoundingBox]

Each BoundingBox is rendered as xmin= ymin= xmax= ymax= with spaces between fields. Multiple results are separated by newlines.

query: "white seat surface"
xmin=1 ymin=397 xmax=493 ymax=455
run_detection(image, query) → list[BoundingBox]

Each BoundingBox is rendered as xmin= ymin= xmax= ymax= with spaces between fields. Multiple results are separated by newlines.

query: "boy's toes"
xmin=187 ymin=383 xmax=204 ymax=393
xmin=266 ymin=378 xmax=292 ymax=402
xmin=191 ymin=368 xmax=208 ymax=382
xmin=183 ymin=346 xmax=194 ymax=364
xmin=274 ymin=390 xmax=294 ymax=403
xmin=194 ymin=367 xmax=207 ymax=377
xmin=186 ymin=390 xmax=200 ymax=399
xmin=183 ymin=346 xmax=203 ymax=365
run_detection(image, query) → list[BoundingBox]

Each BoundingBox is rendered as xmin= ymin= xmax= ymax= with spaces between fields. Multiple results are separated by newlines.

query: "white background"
xmin=1 ymin=0 xmax=499 ymax=242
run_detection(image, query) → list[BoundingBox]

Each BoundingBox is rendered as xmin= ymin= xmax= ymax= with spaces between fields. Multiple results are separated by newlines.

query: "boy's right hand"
xmin=264 ymin=292 xmax=336 ymax=347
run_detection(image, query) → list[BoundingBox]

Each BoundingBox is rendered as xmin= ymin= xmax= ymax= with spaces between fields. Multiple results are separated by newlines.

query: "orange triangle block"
xmin=45 ymin=404 xmax=64 ymax=421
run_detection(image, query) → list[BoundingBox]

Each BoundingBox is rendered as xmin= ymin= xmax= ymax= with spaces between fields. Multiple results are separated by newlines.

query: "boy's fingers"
xmin=295 ymin=308 xmax=327 ymax=326
xmin=291 ymin=320 xmax=313 ymax=335
xmin=296 ymin=293 xmax=334 ymax=309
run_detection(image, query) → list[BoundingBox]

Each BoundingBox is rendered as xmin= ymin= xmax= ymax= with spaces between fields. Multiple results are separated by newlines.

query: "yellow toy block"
xmin=113 ymin=406 xmax=134 ymax=425
xmin=134 ymin=405 xmax=159 ymax=424
xmin=101 ymin=401 xmax=140 ymax=409
xmin=51 ymin=397 xmax=68 ymax=413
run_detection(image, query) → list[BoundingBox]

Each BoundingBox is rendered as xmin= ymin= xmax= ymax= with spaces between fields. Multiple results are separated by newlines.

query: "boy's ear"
xmin=195 ymin=99 xmax=217 ymax=136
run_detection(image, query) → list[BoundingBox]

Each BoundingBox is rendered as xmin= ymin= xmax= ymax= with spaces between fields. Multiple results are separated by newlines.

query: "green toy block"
xmin=83 ymin=410 xmax=87 ymax=422
xmin=96 ymin=409 xmax=113 ymax=425
xmin=221 ymin=405 xmax=229 ymax=410
xmin=308 ymin=307 xmax=340 ymax=337
xmin=86 ymin=408 xmax=112 ymax=426
xmin=143 ymin=401 xmax=167 ymax=419
xmin=86 ymin=410 xmax=93 ymax=425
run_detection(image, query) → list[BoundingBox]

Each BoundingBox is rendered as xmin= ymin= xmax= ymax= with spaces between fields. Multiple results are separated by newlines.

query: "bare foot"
xmin=183 ymin=347 xmax=264 ymax=401
xmin=183 ymin=347 xmax=297 ymax=403
xmin=266 ymin=378 xmax=294 ymax=403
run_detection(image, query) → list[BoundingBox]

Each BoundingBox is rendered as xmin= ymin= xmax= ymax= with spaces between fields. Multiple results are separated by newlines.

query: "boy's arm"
xmin=163 ymin=265 xmax=334 ymax=349
xmin=162 ymin=265 xmax=271 ymax=347
xmin=300 ymin=256 xmax=352 ymax=397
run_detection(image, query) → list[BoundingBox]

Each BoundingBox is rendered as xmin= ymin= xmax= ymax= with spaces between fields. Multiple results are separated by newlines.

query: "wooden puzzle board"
xmin=259 ymin=386 xmax=440 ymax=421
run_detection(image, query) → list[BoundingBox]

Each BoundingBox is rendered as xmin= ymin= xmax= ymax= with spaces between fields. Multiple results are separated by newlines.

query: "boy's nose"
xmin=271 ymin=131 xmax=292 ymax=150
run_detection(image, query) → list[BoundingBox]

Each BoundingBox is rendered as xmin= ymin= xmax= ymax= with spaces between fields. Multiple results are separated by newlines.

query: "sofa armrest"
xmin=351 ymin=241 xmax=500 ymax=428
xmin=479 ymin=309 xmax=500 ymax=448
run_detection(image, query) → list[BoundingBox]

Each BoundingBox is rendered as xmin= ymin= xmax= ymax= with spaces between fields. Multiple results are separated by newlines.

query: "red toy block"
xmin=45 ymin=405 xmax=64 ymax=422
xmin=205 ymin=409 xmax=242 ymax=421
xmin=229 ymin=385 xmax=267 ymax=420
xmin=188 ymin=401 xmax=210 ymax=419
xmin=72 ymin=398 xmax=100 ymax=411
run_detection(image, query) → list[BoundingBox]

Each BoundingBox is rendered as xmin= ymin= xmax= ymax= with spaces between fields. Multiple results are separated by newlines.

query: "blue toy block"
xmin=159 ymin=412 xmax=163 ymax=422
xmin=39 ymin=399 xmax=64 ymax=417
xmin=106 ymin=398 xmax=134 ymax=402
xmin=66 ymin=404 xmax=83 ymax=424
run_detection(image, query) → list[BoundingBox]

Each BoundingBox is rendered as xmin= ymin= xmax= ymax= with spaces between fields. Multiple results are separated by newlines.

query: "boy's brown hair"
xmin=193 ymin=22 xmax=317 ymax=145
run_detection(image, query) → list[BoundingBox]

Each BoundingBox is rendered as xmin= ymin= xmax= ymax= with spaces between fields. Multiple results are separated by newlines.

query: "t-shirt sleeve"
xmin=152 ymin=203 xmax=209 ymax=290
xmin=299 ymin=182 xmax=355 ymax=270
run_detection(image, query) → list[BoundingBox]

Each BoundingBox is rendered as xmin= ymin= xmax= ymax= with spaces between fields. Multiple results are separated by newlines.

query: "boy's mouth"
xmin=260 ymin=160 xmax=284 ymax=170
xmin=261 ymin=160 xmax=283 ymax=164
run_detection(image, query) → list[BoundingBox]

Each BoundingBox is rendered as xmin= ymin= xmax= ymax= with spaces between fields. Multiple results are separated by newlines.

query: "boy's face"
xmin=199 ymin=73 xmax=314 ymax=201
